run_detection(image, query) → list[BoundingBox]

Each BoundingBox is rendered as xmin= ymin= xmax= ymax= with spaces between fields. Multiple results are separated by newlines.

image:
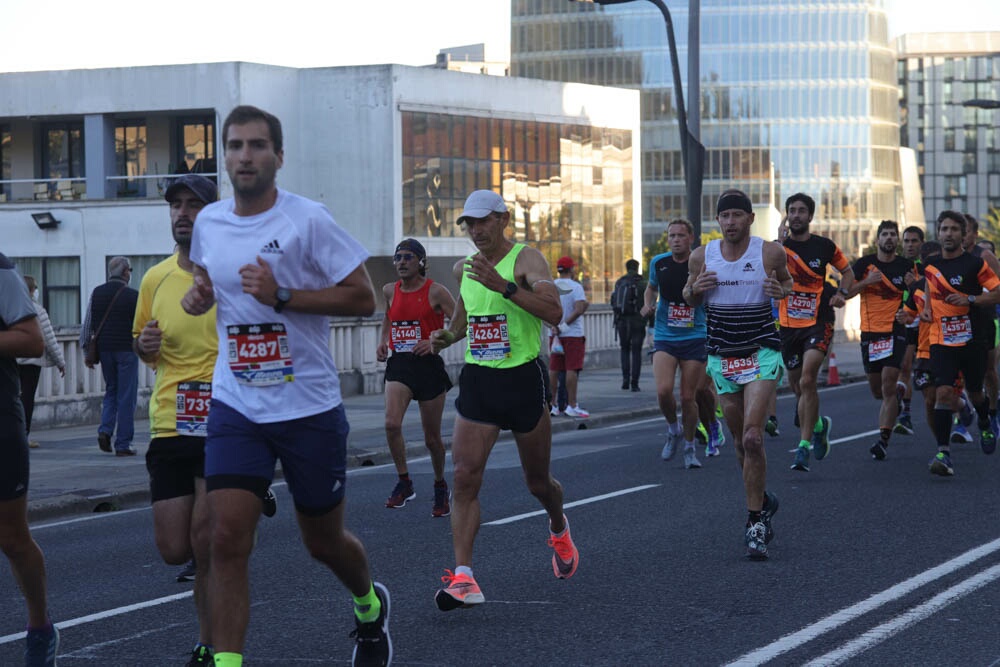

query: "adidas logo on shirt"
xmin=261 ymin=239 xmax=283 ymax=254
xmin=743 ymin=262 xmax=754 ymax=272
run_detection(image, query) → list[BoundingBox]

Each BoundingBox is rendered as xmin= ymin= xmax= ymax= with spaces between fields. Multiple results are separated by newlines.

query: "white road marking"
xmin=785 ymin=429 xmax=882 ymax=453
xmin=724 ymin=537 xmax=1000 ymax=666
xmin=803 ymin=563 xmax=1000 ymax=666
xmin=483 ymin=484 xmax=660 ymax=525
xmin=0 ymin=592 xmax=193 ymax=645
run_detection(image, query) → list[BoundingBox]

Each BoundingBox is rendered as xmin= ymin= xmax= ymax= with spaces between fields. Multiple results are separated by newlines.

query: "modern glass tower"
xmin=897 ymin=32 xmax=1000 ymax=223
xmin=511 ymin=0 xmax=905 ymax=254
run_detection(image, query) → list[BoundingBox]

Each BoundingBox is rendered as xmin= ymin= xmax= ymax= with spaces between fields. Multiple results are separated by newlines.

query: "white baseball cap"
xmin=456 ymin=190 xmax=507 ymax=225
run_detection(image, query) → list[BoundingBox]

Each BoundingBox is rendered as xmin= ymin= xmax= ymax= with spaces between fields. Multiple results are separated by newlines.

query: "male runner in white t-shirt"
xmin=182 ymin=105 xmax=391 ymax=667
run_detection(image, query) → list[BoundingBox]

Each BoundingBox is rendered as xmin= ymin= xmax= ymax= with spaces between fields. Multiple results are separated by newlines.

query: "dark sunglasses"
xmin=393 ymin=253 xmax=417 ymax=262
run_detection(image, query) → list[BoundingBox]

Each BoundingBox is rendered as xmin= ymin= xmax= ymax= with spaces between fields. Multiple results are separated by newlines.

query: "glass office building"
xmin=897 ymin=32 xmax=1000 ymax=222
xmin=511 ymin=0 xmax=904 ymax=254
xmin=401 ymin=110 xmax=634 ymax=283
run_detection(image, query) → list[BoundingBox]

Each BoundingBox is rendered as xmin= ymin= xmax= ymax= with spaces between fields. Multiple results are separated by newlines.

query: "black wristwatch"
xmin=837 ymin=287 xmax=849 ymax=297
xmin=968 ymin=294 xmax=977 ymax=305
xmin=274 ymin=287 xmax=292 ymax=313
xmin=502 ymin=281 xmax=518 ymax=299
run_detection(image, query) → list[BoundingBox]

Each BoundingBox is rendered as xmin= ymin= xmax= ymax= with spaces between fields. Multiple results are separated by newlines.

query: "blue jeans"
xmin=99 ymin=349 xmax=138 ymax=450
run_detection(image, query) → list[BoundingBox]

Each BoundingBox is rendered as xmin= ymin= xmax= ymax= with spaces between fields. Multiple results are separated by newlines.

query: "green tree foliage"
xmin=980 ymin=207 xmax=1000 ymax=247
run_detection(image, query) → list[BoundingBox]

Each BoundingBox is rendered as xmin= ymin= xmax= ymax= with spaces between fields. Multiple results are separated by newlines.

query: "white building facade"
xmin=0 ymin=62 xmax=640 ymax=425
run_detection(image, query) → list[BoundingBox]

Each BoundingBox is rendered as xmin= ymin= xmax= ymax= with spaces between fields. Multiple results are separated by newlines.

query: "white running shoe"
xmin=550 ymin=405 xmax=561 ymax=417
xmin=565 ymin=405 xmax=590 ymax=418
xmin=683 ymin=445 xmax=702 ymax=469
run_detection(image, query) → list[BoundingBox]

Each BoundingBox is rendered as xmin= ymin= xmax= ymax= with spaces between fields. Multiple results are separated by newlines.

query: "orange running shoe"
xmin=435 ymin=569 xmax=485 ymax=611
xmin=548 ymin=515 xmax=579 ymax=579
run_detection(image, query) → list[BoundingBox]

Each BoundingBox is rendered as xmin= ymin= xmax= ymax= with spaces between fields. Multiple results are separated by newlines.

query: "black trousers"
xmin=18 ymin=364 xmax=41 ymax=435
xmin=616 ymin=319 xmax=647 ymax=386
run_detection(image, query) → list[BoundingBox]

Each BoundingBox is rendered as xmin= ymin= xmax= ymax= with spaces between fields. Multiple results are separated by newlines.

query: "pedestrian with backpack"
xmin=612 ymin=259 xmax=646 ymax=391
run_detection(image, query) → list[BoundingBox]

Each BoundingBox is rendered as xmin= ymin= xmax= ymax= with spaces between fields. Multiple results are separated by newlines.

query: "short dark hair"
xmin=877 ymin=220 xmax=899 ymax=236
xmin=937 ymin=210 xmax=967 ymax=235
xmin=625 ymin=259 xmax=640 ymax=272
xmin=964 ymin=213 xmax=978 ymax=233
xmin=902 ymin=225 xmax=924 ymax=242
xmin=920 ymin=240 xmax=942 ymax=262
xmin=223 ymin=105 xmax=283 ymax=153
xmin=784 ymin=192 xmax=815 ymax=217
xmin=667 ymin=218 xmax=694 ymax=235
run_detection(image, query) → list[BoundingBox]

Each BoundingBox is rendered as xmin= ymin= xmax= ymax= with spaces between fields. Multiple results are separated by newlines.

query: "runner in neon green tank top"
xmin=429 ymin=190 xmax=582 ymax=610
xmin=459 ymin=243 xmax=542 ymax=368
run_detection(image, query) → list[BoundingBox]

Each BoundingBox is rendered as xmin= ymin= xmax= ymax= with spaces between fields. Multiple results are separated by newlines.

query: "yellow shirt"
xmin=132 ymin=253 xmax=218 ymax=438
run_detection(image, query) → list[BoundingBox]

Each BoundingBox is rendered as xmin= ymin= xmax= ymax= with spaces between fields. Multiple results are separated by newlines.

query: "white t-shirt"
xmin=190 ymin=189 xmax=370 ymax=423
xmin=555 ymin=277 xmax=586 ymax=338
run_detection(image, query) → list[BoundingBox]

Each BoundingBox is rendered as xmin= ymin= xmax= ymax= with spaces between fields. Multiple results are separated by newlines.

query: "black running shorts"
xmin=384 ymin=352 xmax=452 ymax=402
xmin=929 ymin=343 xmax=988 ymax=394
xmin=0 ymin=415 xmax=29 ymax=501
xmin=455 ymin=357 xmax=550 ymax=433
xmin=146 ymin=435 xmax=206 ymax=503
xmin=779 ymin=322 xmax=833 ymax=370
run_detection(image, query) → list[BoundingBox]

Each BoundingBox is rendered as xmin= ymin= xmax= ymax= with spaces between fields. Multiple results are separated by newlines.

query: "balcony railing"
xmin=1 ymin=172 xmax=219 ymax=203
xmin=28 ymin=308 xmax=620 ymax=429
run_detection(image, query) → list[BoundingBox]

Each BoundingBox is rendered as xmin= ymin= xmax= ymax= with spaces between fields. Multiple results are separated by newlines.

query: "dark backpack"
xmin=611 ymin=275 xmax=641 ymax=318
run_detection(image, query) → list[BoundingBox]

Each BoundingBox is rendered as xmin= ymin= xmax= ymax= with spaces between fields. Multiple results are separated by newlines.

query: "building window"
xmin=400 ymin=110 xmax=633 ymax=300
xmin=944 ymin=129 xmax=956 ymax=151
xmin=115 ymin=120 xmax=148 ymax=197
xmin=175 ymin=117 xmax=216 ymax=175
xmin=10 ymin=257 xmax=81 ymax=329
xmin=41 ymin=122 xmax=84 ymax=199
xmin=107 ymin=254 xmax=170 ymax=300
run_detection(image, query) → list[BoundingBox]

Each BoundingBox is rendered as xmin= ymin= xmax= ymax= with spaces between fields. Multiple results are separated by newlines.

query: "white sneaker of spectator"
xmin=564 ymin=405 xmax=590 ymax=418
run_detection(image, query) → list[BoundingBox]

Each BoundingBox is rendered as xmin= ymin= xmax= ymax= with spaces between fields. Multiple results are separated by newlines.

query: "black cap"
xmin=395 ymin=238 xmax=426 ymax=260
xmin=164 ymin=174 xmax=218 ymax=204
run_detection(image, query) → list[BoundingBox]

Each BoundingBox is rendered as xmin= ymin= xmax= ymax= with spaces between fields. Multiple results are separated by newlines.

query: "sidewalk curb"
xmin=26 ymin=371 xmax=865 ymax=522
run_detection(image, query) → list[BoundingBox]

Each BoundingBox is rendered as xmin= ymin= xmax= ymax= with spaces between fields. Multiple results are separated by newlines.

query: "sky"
xmin=0 ymin=0 xmax=997 ymax=74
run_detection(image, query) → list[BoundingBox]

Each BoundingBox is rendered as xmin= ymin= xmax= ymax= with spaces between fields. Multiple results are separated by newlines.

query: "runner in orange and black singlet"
xmin=779 ymin=193 xmax=855 ymax=473
xmin=962 ymin=214 xmax=1000 ymax=436
xmin=894 ymin=225 xmax=925 ymax=436
xmin=922 ymin=211 xmax=1000 ymax=476
xmin=900 ymin=241 xmax=940 ymax=434
xmin=846 ymin=220 xmax=912 ymax=461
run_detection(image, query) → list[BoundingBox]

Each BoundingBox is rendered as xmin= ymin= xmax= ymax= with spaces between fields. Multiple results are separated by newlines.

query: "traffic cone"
xmin=826 ymin=350 xmax=841 ymax=386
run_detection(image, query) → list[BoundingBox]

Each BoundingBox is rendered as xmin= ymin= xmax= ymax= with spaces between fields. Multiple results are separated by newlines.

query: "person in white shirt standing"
xmin=181 ymin=105 xmax=391 ymax=667
xmin=549 ymin=256 xmax=590 ymax=418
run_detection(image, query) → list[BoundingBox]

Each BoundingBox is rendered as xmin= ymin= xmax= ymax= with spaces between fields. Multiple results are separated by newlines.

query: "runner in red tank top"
xmin=376 ymin=238 xmax=456 ymax=516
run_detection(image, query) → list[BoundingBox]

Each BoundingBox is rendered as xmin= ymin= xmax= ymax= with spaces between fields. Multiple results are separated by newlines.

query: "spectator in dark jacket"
xmin=84 ymin=256 xmax=139 ymax=455
xmin=613 ymin=259 xmax=647 ymax=391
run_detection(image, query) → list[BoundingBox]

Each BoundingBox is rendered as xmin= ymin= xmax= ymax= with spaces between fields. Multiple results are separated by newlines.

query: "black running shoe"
xmin=761 ymin=492 xmax=779 ymax=544
xmin=745 ymin=521 xmax=768 ymax=560
xmin=351 ymin=582 xmax=392 ymax=666
xmin=261 ymin=487 xmax=277 ymax=518
xmin=186 ymin=644 xmax=213 ymax=666
xmin=176 ymin=559 xmax=196 ymax=583
xmin=870 ymin=440 xmax=887 ymax=461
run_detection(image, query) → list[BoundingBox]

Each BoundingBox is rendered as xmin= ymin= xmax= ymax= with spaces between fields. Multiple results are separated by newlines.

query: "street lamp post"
xmin=570 ymin=0 xmax=706 ymax=241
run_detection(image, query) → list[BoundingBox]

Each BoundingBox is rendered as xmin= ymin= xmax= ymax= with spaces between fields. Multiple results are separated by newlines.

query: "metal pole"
xmin=647 ymin=0 xmax=703 ymax=242
xmin=686 ymin=0 xmax=702 ymax=240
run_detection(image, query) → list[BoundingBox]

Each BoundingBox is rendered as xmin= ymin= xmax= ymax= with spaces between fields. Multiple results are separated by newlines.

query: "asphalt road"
xmin=3 ymin=381 xmax=1000 ymax=666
